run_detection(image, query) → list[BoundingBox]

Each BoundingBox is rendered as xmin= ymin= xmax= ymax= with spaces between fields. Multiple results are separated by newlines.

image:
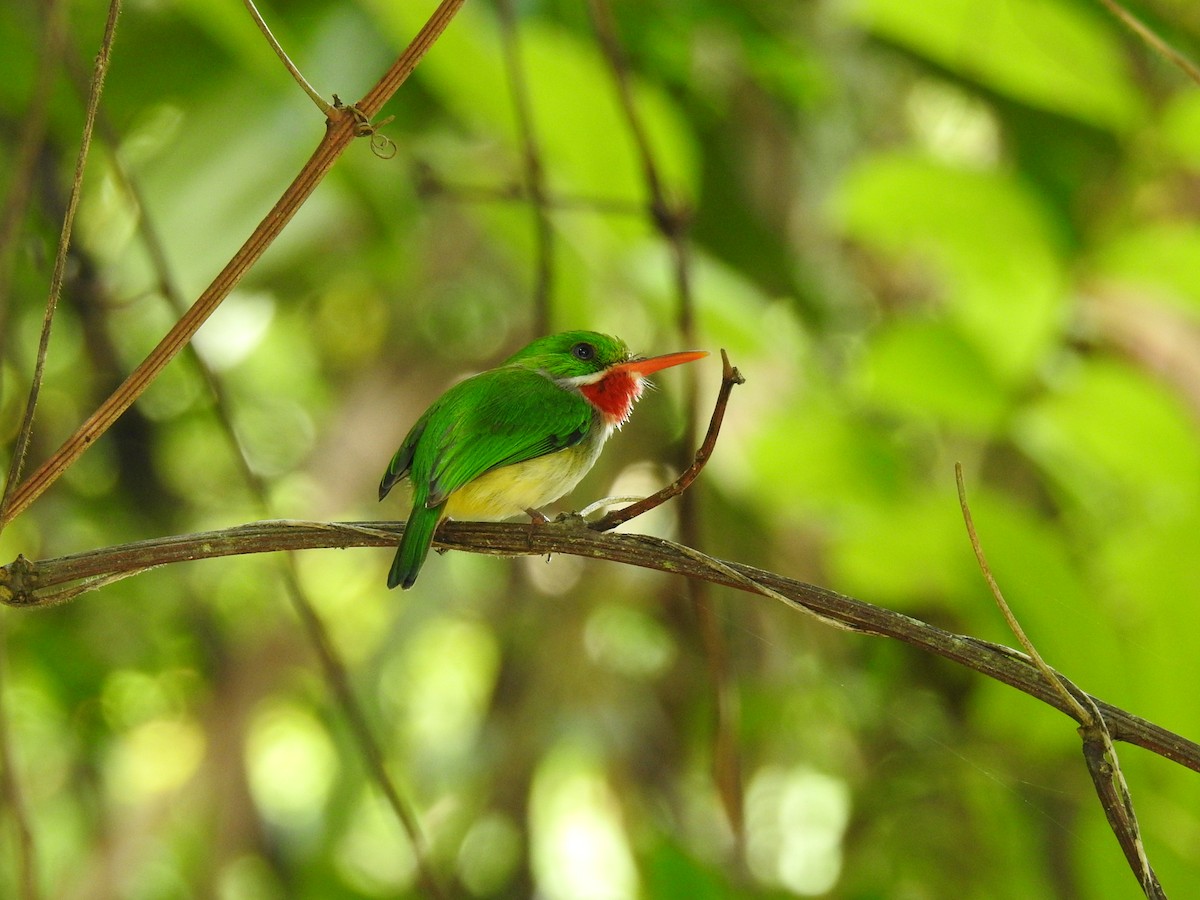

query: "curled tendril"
xmin=339 ymin=102 xmax=397 ymax=159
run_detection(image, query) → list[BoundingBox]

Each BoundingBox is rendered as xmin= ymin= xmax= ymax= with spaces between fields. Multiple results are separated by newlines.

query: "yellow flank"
xmin=443 ymin=440 xmax=605 ymax=521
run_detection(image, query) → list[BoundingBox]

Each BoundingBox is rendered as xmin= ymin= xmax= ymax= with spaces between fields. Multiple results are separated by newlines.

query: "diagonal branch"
xmin=0 ymin=0 xmax=467 ymax=530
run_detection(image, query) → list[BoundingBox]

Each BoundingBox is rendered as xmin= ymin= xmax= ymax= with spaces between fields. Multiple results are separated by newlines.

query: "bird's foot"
xmin=525 ymin=508 xmax=551 ymax=525
xmin=551 ymin=510 xmax=590 ymax=529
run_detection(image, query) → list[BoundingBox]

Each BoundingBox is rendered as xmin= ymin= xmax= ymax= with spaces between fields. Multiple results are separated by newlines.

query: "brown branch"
xmin=4 ymin=519 xmax=1200 ymax=777
xmin=591 ymin=349 xmax=743 ymax=531
xmin=0 ymin=0 xmax=467 ymax=529
xmin=0 ymin=5 xmax=120 ymax=894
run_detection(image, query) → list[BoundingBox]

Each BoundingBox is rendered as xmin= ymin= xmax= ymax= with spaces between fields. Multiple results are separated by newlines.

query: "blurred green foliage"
xmin=3 ymin=0 xmax=1200 ymax=896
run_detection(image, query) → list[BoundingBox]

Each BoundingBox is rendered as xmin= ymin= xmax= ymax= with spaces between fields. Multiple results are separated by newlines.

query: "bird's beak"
xmin=613 ymin=349 xmax=708 ymax=378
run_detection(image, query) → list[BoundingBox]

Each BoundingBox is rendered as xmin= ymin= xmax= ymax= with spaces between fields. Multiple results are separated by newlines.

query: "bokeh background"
xmin=3 ymin=0 xmax=1200 ymax=896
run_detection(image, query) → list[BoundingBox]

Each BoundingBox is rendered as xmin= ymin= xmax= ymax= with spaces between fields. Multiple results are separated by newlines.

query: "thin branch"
xmin=242 ymin=0 xmax=333 ymax=115
xmin=955 ymin=465 xmax=1091 ymax=724
xmin=585 ymin=0 xmax=736 ymax=838
xmin=496 ymin=0 xmax=554 ymax=333
xmin=5 ymin=519 xmax=1200 ymax=777
xmin=0 ymin=0 xmax=467 ymax=529
xmin=0 ymin=0 xmax=123 ymax=529
xmin=0 ymin=0 xmax=70 ymax=347
xmin=415 ymin=166 xmax=644 ymax=216
xmin=1097 ymin=0 xmax=1200 ymax=87
xmin=591 ymin=349 xmax=742 ymax=531
xmin=957 ymin=465 xmax=1164 ymax=898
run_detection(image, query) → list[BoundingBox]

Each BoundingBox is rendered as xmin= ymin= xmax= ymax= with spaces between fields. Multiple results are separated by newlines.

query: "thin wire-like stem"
xmin=242 ymin=0 xmax=333 ymax=114
xmin=592 ymin=349 xmax=741 ymax=531
xmin=956 ymin=464 xmax=1162 ymax=898
xmin=496 ymin=0 xmax=554 ymax=333
xmin=0 ymin=0 xmax=70 ymax=347
xmin=0 ymin=0 xmax=123 ymax=529
xmin=0 ymin=0 xmax=467 ymax=529
xmin=955 ymin=464 xmax=1091 ymax=724
xmin=1097 ymin=0 xmax=1200 ymax=86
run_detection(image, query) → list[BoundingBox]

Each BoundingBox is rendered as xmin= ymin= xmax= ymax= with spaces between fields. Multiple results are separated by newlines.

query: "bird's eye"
xmin=571 ymin=342 xmax=596 ymax=361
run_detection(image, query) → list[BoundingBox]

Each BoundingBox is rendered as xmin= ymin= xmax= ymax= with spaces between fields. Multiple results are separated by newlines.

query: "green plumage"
xmin=379 ymin=332 xmax=628 ymax=590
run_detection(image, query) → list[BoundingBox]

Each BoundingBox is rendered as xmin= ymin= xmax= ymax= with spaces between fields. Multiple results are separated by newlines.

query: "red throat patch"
xmin=580 ymin=370 xmax=645 ymax=426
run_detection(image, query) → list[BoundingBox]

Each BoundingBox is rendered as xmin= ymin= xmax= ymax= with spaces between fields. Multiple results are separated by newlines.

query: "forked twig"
xmin=956 ymin=464 xmax=1163 ymax=898
xmin=591 ymin=349 xmax=743 ymax=532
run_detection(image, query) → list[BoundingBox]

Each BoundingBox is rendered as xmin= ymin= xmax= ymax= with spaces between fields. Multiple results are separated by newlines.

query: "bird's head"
xmin=507 ymin=330 xmax=707 ymax=427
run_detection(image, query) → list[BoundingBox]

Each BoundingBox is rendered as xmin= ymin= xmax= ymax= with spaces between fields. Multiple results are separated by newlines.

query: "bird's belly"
xmin=444 ymin=443 xmax=603 ymax=521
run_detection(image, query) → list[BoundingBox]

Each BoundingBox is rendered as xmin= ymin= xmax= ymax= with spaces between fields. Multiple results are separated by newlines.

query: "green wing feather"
xmin=381 ymin=366 xmax=595 ymax=589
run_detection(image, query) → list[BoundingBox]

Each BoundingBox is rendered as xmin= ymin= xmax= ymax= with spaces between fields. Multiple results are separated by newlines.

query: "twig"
xmin=955 ymin=465 xmax=1091 ymax=724
xmin=956 ymin=465 xmax=1164 ymax=898
xmin=496 ymin=0 xmax=554 ymax=333
xmin=0 ymin=0 xmax=70 ymax=348
xmin=0 ymin=2 xmax=74 ymax=892
xmin=414 ymin=166 xmax=644 ymax=216
xmin=585 ymin=0 xmax=734 ymax=837
xmin=591 ymin=349 xmax=743 ymax=531
xmin=242 ymin=0 xmax=333 ymax=115
xmin=0 ymin=0 xmax=123 ymax=530
xmin=1097 ymin=0 xmax=1200 ymax=87
xmin=5 ymin=520 xmax=1200 ymax=776
xmin=0 ymin=0 xmax=467 ymax=529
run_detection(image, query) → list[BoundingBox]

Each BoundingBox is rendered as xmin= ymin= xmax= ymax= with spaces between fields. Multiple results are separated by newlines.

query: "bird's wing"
xmin=379 ymin=405 xmax=431 ymax=501
xmin=414 ymin=367 xmax=594 ymax=508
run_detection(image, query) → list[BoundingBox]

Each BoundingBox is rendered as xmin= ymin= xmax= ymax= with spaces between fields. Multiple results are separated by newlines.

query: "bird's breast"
xmin=443 ymin=433 xmax=609 ymax=521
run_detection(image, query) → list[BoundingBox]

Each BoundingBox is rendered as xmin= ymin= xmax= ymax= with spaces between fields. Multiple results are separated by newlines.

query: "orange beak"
xmin=612 ymin=349 xmax=708 ymax=378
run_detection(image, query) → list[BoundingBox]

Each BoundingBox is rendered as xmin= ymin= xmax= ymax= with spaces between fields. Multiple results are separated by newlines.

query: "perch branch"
xmin=4 ymin=519 xmax=1200 ymax=778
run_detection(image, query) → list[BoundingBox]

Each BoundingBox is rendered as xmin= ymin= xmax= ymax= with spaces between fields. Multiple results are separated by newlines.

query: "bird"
xmin=378 ymin=330 xmax=707 ymax=589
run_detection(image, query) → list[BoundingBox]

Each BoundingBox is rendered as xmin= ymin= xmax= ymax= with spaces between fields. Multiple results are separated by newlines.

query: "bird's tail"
xmin=388 ymin=504 xmax=442 ymax=590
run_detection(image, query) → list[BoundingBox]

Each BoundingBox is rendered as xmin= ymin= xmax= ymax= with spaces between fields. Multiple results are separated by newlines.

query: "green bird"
xmin=378 ymin=330 xmax=707 ymax=589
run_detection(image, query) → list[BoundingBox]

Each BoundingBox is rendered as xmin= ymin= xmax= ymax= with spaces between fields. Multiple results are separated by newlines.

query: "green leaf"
xmin=366 ymin=2 xmax=697 ymax=203
xmin=857 ymin=319 xmax=1009 ymax=432
xmin=1092 ymin=223 xmax=1200 ymax=314
xmin=848 ymin=0 xmax=1145 ymax=131
xmin=1015 ymin=359 xmax=1200 ymax=519
xmin=838 ymin=153 xmax=1066 ymax=383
